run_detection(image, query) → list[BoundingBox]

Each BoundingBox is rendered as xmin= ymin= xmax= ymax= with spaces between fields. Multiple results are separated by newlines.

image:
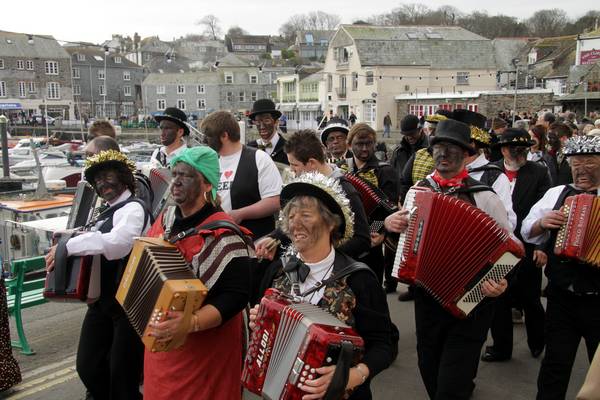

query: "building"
xmin=174 ymin=38 xmax=227 ymax=66
xmin=225 ymin=35 xmax=270 ymax=57
xmin=323 ymin=25 xmax=497 ymax=130
xmin=277 ymin=71 xmax=326 ymax=130
xmin=0 ymin=30 xmax=74 ymax=120
xmin=558 ymin=62 xmax=600 ymax=117
xmin=67 ymin=46 xmax=145 ymax=119
xmin=142 ymin=71 xmax=220 ymax=120
xmin=576 ymin=28 xmax=600 ymax=65
xmin=292 ymin=30 xmax=335 ymax=61
xmin=492 ymin=37 xmax=532 ymax=89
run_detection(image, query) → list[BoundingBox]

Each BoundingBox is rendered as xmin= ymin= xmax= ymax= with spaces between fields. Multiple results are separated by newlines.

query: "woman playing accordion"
xmin=250 ymin=173 xmax=395 ymax=400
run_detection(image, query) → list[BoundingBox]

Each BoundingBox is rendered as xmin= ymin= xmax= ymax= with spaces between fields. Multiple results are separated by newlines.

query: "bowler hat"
xmin=400 ymin=114 xmax=420 ymax=134
xmin=430 ymin=119 xmax=476 ymax=155
xmin=320 ymin=117 xmax=349 ymax=144
xmin=495 ymin=128 xmax=535 ymax=147
xmin=154 ymin=107 xmax=190 ymax=136
xmin=249 ymin=99 xmax=282 ymax=121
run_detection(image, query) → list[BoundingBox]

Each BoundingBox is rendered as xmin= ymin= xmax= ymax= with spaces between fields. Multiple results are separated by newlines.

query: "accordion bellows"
xmin=393 ymin=187 xmax=524 ymax=318
xmin=555 ymin=194 xmax=600 ymax=267
xmin=116 ymin=237 xmax=207 ymax=352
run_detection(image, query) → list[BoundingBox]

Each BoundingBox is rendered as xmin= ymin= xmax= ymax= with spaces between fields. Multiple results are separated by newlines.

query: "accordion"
xmin=242 ymin=289 xmax=364 ymax=400
xmin=116 ymin=237 xmax=208 ymax=352
xmin=554 ymin=194 xmax=600 ymax=267
xmin=148 ymin=167 xmax=171 ymax=219
xmin=343 ymin=173 xmax=398 ymax=222
xmin=66 ymin=181 xmax=98 ymax=229
xmin=392 ymin=187 xmax=524 ymax=318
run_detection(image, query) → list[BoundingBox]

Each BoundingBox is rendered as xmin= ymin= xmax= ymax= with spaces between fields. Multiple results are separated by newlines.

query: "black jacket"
xmin=390 ymin=134 xmax=429 ymax=176
xmin=247 ymin=134 xmax=289 ymax=165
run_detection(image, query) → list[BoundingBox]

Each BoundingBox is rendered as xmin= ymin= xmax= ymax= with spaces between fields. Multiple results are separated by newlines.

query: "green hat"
xmin=170 ymin=146 xmax=220 ymax=200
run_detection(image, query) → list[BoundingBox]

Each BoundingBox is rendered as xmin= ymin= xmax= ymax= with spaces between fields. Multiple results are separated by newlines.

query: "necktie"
xmin=258 ymin=141 xmax=273 ymax=151
xmin=283 ymin=256 xmax=310 ymax=283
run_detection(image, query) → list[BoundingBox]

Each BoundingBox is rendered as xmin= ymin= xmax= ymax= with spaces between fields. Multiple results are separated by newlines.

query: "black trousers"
xmin=76 ymin=299 xmax=143 ymax=400
xmin=383 ymin=244 xmax=397 ymax=290
xmin=536 ymin=287 xmax=600 ymax=400
xmin=360 ymin=245 xmax=384 ymax=284
xmin=415 ymin=288 xmax=494 ymax=400
xmin=489 ymin=254 xmax=545 ymax=356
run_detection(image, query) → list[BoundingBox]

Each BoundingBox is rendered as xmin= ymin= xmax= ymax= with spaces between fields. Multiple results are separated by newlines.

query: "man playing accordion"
xmin=521 ymin=135 xmax=600 ymax=400
xmin=250 ymin=173 xmax=395 ymax=399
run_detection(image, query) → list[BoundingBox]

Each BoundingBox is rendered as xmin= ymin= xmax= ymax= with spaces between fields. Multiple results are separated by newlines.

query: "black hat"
xmin=249 ymin=99 xmax=282 ymax=121
xmin=401 ymin=114 xmax=420 ymax=134
xmin=495 ymin=128 xmax=535 ymax=147
xmin=154 ymin=107 xmax=190 ymax=136
xmin=320 ymin=117 xmax=349 ymax=144
xmin=430 ymin=119 xmax=476 ymax=155
xmin=452 ymin=109 xmax=491 ymax=147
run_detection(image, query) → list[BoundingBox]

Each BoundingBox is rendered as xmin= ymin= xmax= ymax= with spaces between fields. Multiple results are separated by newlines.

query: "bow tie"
xmin=283 ymin=256 xmax=310 ymax=283
xmin=258 ymin=142 xmax=273 ymax=151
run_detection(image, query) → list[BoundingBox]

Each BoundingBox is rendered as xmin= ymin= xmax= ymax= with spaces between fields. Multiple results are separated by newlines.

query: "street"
xmin=4 ymin=284 xmax=590 ymax=399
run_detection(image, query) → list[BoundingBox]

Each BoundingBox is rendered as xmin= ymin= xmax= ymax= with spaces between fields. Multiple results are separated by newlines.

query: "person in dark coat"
xmin=247 ymin=99 xmax=289 ymax=165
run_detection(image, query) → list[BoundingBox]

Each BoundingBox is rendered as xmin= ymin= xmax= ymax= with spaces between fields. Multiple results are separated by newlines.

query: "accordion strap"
xmin=323 ymin=341 xmax=355 ymax=400
xmin=300 ymin=261 xmax=373 ymax=298
xmin=168 ymin=219 xmax=251 ymax=246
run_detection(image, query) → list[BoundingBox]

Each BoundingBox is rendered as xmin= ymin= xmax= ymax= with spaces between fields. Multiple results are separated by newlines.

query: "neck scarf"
xmin=431 ymin=168 xmax=469 ymax=188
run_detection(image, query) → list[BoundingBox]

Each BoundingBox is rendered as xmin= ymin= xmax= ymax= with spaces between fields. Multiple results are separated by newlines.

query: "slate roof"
xmin=492 ymin=38 xmax=532 ymax=71
xmin=338 ymin=25 xmax=496 ymax=69
xmin=295 ymin=30 xmax=335 ymax=45
xmin=143 ymin=71 xmax=220 ymax=85
xmin=0 ymin=31 xmax=69 ymax=59
xmin=229 ymin=35 xmax=270 ymax=45
xmin=66 ymin=47 xmax=142 ymax=68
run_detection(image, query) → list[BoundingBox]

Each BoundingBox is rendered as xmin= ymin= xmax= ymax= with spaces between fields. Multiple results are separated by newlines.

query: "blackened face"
xmin=432 ymin=142 xmax=466 ymax=175
xmin=570 ymin=155 xmax=600 ymax=191
xmin=325 ymin=130 xmax=348 ymax=158
xmin=254 ymin=114 xmax=277 ymax=141
xmin=285 ymin=201 xmax=332 ymax=254
xmin=93 ymin=169 xmax=127 ymax=203
xmin=351 ymin=133 xmax=375 ymax=162
xmin=170 ymin=162 xmax=203 ymax=207
xmin=159 ymin=120 xmax=183 ymax=146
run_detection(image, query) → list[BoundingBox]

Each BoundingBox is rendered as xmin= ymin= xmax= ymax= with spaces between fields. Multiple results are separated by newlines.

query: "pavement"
xmin=3 ymin=284 xmax=591 ymax=400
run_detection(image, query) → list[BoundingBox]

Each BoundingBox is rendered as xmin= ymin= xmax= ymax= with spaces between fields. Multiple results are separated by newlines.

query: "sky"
xmin=4 ymin=0 xmax=596 ymax=45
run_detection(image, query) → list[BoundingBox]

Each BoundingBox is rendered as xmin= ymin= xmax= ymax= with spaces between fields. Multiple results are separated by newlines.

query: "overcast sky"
xmin=5 ymin=0 xmax=595 ymax=44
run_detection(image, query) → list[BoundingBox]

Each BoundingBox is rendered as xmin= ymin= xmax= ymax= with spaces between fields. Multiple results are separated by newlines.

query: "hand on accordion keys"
xmin=481 ymin=278 xmax=508 ymax=298
xmin=383 ymin=208 xmax=410 ymax=234
xmin=148 ymin=310 xmax=187 ymax=343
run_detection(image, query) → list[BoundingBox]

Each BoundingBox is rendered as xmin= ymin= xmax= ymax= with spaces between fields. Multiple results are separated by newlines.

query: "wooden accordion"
xmin=554 ymin=194 xmax=600 ymax=267
xmin=242 ymin=289 xmax=364 ymax=400
xmin=392 ymin=187 xmax=524 ymax=318
xmin=116 ymin=237 xmax=208 ymax=352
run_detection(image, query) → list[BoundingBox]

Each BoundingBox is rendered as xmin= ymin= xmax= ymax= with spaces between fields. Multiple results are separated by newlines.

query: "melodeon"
xmin=343 ymin=173 xmax=398 ymax=221
xmin=392 ymin=187 xmax=524 ymax=318
xmin=242 ymin=289 xmax=364 ymax=400
xmin=554 ymin=194 xmax=600 ymax=267
xmin=116 ymin=237 xmax=208 ymax=352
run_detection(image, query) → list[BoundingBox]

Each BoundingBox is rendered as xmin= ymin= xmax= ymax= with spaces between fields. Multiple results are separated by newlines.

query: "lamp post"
xmin=512 ymin=58 xmax=520 ymax=125
xmin=103 ymin=46 xmax=109 ymax=119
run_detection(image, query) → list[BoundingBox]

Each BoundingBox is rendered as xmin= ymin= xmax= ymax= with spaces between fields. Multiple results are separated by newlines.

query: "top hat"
xmin=430 ymin=119 xmax=476 ymax=155
xmin=495 ymin=128 xmax=535 ymax=147
xmin=249 ymin=99 xmax=282 ymax=121
xmin=320 ymin=117 xmax=349 ymax=144
xmin=154 ymin=107 xmax=190 ymax=136
xmin=452 ymin=109 xmax=491 ymax=147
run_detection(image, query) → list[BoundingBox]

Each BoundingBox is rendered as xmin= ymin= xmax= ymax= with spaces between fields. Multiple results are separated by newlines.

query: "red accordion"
xmin=242 ymin=289 xmax=364 ymax=400
xmin=343 ymin=173 xmax=397 ymax=220
xmin=392 ymin=187 xmax=524 ymax=318
xmin=554 ymin=194 xmax=600 ymax=267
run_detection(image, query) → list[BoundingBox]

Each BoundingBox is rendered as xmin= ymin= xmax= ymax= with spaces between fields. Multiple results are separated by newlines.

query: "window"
xmin=98 ymin=69 xmax=105 ymax=80
xmin=0 ymin=81 xmax=5 ymax=97
xmin=99 ymin=84 xmax=105 ymax=96
xmin=467 ymin=104 xmax=479 ymax=112
xmin=197 ymin=84 xmax=205 ymax=94
xmin=0 ymin=59 xmax=4 ymax=69
xmin=157 ymin=99 xmax=166 ymax=110
xmin=47 ymin=82 xmax=60 ymax=99
xmin=225 ymin=73 xmax=233 ymax=84
xmin=26 ymin=60 xmax=34 ymax=70
xmin=16 ymin=60 xmax=24 ymax=69
xmin=145 ymin=53 xmax=151 ymax=61
xmin=327 ymin=74 xmax=332 ymax=92
xmin=197 ymin=98 xmax=206 ymax=109
xmin=366 ymin=71 xmax=374 ymax=85
xmin=73 ymin=84 xmax=81 ymax=95
xmin=363 ymin=102 xmax=376 ymax=124
xmin=249 ymin=74 xmax=258 ymax=84
xmin=18 ymin=81 xmax=26 ymax=97
xmin=156 ymin=85 xmax=165 ymax=94
xmin=226 ymin=92 xmax=233 ymax=102
xmin=352 ymin=73 xmax=359 ymax=91
xmin=239 ymin=91 xmax=245 ymax=102
xmin=72 ymin=67 xmax=80 ymax=79
xmin=28 ymin=82 xmax=36 ymax=93
xmin=123 ymin=86 xmax=131 ymax=96
xmin=45 ymin=61 xmax=59 ymax=75
xmin=114 ymin=56 xmax=122 ymax=64
xmin=76 ymin=53 xmax=86 ymax=62
xmin=177 ymin=99 xmax=186 ymax=110
xmin=456 ymin=72 xmax=469 ymax=86
xmin=123 ymin=71 xmax=131 ymax=81
xmin=251 ymin=91 xmax=257 ymax=101
xmin=177 ymin=85 xmax=185 ymax=94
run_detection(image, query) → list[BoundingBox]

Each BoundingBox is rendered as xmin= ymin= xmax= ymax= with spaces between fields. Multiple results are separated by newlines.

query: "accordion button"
xmin=326 ymin=357 xmax=332 ymax=363
xmin=304 ymin=365 xmax=310 ymax=370
xmin=300 ymin=377 xmax=305 ymax=383
xmin=308 ymin=375 xmax=314 ymax=380
xmin=302 ymin=371 xmax=307 ymax=377
xmin=310 ymin=368 xmax=316 ymax=373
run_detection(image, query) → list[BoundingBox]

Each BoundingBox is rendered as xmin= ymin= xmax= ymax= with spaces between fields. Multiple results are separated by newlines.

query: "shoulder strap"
xmin=553 ymin=185 xmax=579 ymax=210
xmin=168 ymin=218 xmax=251 ymax=246
xmin=469 ymin=163 xmax=503 ymax=174
xmin=300 ymin=261 xmax=374 ymax=298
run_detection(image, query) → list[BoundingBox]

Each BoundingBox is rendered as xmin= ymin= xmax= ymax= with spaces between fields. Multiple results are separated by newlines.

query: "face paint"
xmin=93 ymin=169 xmax=127 ymax=202
xmin=351 ymin=134 xmax=375 ymax=162
xmin=432 ymin=142 xmax=465 ymax=174
xmin=159 ymin=120 xmax=182 ymax=146
xmin=170 ymin=162 xmax=203 ymax=207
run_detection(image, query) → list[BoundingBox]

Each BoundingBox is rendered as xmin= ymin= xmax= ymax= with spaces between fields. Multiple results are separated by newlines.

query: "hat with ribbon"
xmin=495 ymin=128 xmax=535 ymax=147
xmin=320 ymin=117 xmax=350 ymax=144
xmin=170 ymin=146 xmax=220 ymax=200
xmin=154 ymin=107 xmax=190 ymax=136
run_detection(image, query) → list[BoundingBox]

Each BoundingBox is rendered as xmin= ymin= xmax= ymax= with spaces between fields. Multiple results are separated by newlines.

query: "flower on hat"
xmin=425 ymin=114 xmax=448 ymax=123
xmin=564 ymin=135 xmax=600 ymax=156
xmin=470 ymin=126 xmax=491 ymax=145
xmin=84 ymin=149 xmax=136 ymax=173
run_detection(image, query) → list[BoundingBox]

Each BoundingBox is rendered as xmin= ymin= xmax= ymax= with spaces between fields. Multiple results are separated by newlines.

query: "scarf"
xmin=431 ymin=168 xmax=469 ymax=188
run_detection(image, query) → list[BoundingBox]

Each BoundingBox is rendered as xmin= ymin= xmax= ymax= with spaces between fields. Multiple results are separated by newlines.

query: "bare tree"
xmin=527 ymin=9 xmax=569 ymax=37
xmin=197 ymin=15 xmax=223 ymax=40
xmin=227 ymin=26 xmax=248 ymax=37
xmin=279 ymin=11 xmax=341 ymax=41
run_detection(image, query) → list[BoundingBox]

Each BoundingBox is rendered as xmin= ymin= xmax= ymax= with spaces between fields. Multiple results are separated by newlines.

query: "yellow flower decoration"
xmin=425 ymin=114 xmax=448 ymax=123
xmin=84 ymin=149 xmax=136 ymax=173
xmin=470 ymin=126 xmax=491 ymax=145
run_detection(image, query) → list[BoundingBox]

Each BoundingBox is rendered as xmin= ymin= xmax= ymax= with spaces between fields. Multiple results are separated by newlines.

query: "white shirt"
xmin=257 ymin=132 xmax=280 ymax=156
xmin=66 ymin=189 xmax=149 ymax=260
xmin=150 ymin=142 xmax=187 ymax=168
xmin=299 ymin=247 xmax=336 ymax=305
xmin=467 ymin=154 xmax=517 ymax=232
xmin=217 ymin=147 xmax=283 ymax=212
xmin=521 ymin=185 xmax=599 ymax=245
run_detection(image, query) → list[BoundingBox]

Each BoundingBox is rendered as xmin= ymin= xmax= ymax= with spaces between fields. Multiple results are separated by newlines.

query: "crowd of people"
xmin=0 ymin=99 xmax=599 ymax=400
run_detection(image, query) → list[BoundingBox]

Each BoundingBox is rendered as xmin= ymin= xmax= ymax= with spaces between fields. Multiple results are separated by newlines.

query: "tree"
xmin=458 ymin=12 xmax=528 ymax=38
xmin=562 ymin=11 xmax=600 ymax=35
xmin=227 ymin=26 xmax=248 ymax=37
xmin=527 ymin=9 xmax=569 ymax=37
xmin=197 ymin=15 xmax=222 ymax=40
xmin=279 ymin=11 xmax=341 ymax=41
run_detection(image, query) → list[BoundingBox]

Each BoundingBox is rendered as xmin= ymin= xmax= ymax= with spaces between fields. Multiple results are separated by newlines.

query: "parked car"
xmin=31 ymin=115 xmax=56 ymax=125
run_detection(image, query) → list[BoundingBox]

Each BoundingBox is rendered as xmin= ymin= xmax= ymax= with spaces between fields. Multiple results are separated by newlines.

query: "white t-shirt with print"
xmin=218 ymin=147 xmax=283 ymax=212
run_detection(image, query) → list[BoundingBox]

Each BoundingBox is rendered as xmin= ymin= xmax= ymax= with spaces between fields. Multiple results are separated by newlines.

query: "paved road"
xmin=4 ymin=284 xmax=590 ymax=400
